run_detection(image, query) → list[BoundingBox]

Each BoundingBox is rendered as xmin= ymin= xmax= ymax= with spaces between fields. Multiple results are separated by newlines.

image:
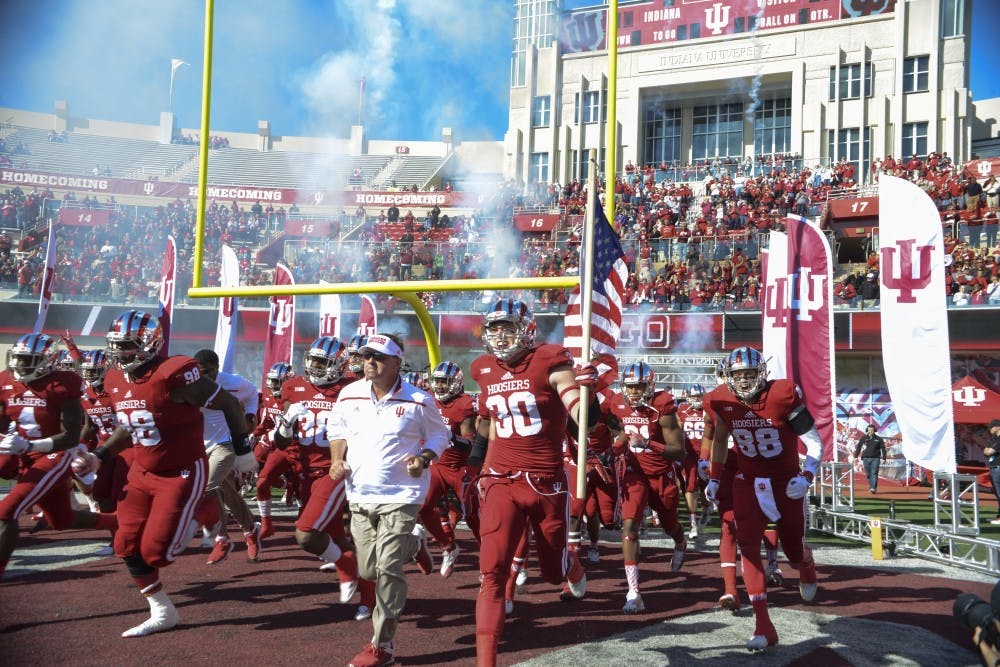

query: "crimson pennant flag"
xmin=157 ymin=236 xmax=177 ymax=356
xmin=32 ymin=220 xmax=57 ymax=333
xmin=358 ymin=295 xmax=377 ymax=337
xmin=261 ymin=263 xmax=295 ymax=388
xmin=563 ymin=205 xmax=629 ymax=364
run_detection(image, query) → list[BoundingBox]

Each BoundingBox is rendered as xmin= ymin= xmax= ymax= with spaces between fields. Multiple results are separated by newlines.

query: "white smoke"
xmin=744 ymin=0 xmax=768 ymax=125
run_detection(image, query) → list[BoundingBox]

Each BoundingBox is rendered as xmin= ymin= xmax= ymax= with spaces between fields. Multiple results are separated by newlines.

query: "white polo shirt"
xmin=202 ymin=370 xmax=259 ymax=451
xmin=330 ymin=376 xmax=450 ymax=505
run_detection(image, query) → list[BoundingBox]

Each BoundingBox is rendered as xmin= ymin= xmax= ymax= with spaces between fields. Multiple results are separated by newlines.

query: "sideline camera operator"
xmin=954 ymin=579 xmax=1000 ymax=665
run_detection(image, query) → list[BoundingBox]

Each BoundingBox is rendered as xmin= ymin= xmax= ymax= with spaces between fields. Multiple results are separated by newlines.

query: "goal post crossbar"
xmin=186 ymin=276 xmax=581 ymax=367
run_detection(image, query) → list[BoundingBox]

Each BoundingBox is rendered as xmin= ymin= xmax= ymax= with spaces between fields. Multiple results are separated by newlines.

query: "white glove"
xmin=786 ymin=474 xmax=812 ymax=499
xmin=235 ymin=452 xmax=259 ymax=475
xmin=277 ymin=403 xmax=309 ymax=437
xmin=705 ymin=478 xmax=720 ymax=504
xmin=71 ymin=451 xmax=101 ymax=477
xmin=627 ymin=434 xmax=648 ymax=452
xmin=697 ymin=458 xmax=711 ymax=482
xmin=0 ymin=432 xmax=31 ymax=455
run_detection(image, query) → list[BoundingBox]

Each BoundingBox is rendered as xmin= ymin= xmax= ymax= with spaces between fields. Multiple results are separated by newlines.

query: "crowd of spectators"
xmin=172 ymin=133 xmax=230 ymax=149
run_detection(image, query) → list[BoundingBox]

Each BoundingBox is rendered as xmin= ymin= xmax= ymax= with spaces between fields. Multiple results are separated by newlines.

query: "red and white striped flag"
xmin=563 ymin=205 xmax=628 ymax=364
xmin=261 ymin=263 xmax=295 ymax=387
xmin=157 ymin=236 xmax=176 ymax=357
xmin=32 ymin=220 xmax=57 ymax=333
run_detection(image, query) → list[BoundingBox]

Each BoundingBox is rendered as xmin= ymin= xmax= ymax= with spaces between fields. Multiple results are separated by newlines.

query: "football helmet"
xmin=265 ymin=362 xmax=294 ymax=398
xmin=56 ymin=350 xmax=79 ymax=372
xmin=482 ymin=298 xmax=535 ymax=363
xmin=723 ymin=346 xmax=768 ymax=401
xmin=303 ymin=336 xmax=348 ymax=386
xmin=402 ymin=371 xmax=424 ymax=387
xmin=106 ymin=310 xmax=163 ymax=373
xmin=346 ymin=334 xmax=367 ymax=374
xmin=80 ymin=349 xmax=110 ymax=388
xmin=688 ymin=383 xmax=706 ymax=410
xmin=430 ymin=361 xmax=464 ymax=401
xmin=621 ymin=361 xmax=655 ymax=408
xmin=7 ymin=333 xmax=58 ymax=383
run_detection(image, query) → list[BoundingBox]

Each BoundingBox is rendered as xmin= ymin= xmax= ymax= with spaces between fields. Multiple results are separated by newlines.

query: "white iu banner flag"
xmin=214 ymin=244 xmax=240 ymax=373
xmin=878 ymin=175 xmax=955 ymax=474
xmin=761 ymin=230 xmax=788 ymax=381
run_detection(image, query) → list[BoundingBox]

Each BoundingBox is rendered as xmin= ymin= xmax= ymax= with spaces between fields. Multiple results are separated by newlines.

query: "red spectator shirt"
xmin=104 ymin=356 xmax=205 ymax=474
xmin=471 ymin=343 xmax=574 ymax=476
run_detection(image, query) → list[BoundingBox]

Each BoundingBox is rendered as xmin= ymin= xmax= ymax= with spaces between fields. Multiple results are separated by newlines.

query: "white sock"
xmin=257 ymin=499 xmax=271 ymax=517
xmin=625 ymin=563 xmax=640 ymax=594
xmin=319 ymin=540 xmax=342 ymax=563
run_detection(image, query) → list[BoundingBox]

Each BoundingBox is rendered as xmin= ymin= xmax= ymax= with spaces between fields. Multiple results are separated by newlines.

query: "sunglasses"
xmin=361 ymin=351 xmax=391 ymax=362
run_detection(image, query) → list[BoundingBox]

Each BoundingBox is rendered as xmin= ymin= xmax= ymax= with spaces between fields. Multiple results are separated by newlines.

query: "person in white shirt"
xmin=328 ymin=333 xmax=450 ymax=667
xmin=193 ymin=349 xmax=261 ymax=564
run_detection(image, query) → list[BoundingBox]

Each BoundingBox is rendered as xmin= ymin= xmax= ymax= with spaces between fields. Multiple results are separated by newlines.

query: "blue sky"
xmin=1 ymin=1 xmax=996 ymax=144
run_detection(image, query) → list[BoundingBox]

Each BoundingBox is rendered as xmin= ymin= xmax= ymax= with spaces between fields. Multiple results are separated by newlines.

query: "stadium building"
xmin=504 ymin=0 xmax=997 ymax=184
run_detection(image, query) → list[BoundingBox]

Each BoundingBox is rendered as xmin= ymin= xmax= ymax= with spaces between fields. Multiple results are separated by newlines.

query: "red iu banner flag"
xmin=261 ymin=262 xmax=295 ymax=388
xmin=157 ymin=236 xmax=177 ymax=357
xmin=32 ymin=221 xmax=57 ymax=333
xmin=563 ymin=205 xmax=629 ymax=364
xmin=878 ymin=175 xmax=955 ymax=473
xmin=358 ymin=295 xmax=377 ymax=337
xmin=761 ymin=215 xmax=835 ymax=461
xmin=214 ymin=244 xmax=239 ymax=373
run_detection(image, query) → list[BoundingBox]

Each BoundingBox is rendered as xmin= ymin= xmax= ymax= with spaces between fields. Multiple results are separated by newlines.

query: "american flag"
xmin=563 ymin=205 xmax=629 ymax=364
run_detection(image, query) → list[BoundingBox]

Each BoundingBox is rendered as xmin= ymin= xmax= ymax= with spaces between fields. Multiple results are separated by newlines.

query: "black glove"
xmin=233 ymin=432 xmax=252 ymax=457
xmin=451 ymin=435 xmax=472 ymax=453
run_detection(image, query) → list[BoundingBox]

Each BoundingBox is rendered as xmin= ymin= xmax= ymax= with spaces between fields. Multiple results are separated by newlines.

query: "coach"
xmin=854 ymin=424 xmax=886 ymax=494
xmin=328 ymin=332 xmax=450 ymax=667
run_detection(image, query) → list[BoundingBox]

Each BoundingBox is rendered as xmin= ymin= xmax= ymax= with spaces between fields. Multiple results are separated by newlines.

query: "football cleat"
xmin=206 ymin=536 xmax=234 ymax=565
xmin=504 ymin=599 xmax=514 ymax=616
xmin=586 ymin=545 xmax=600 ymax=565
xmin=687 ymin=524 xmax=700 ymax=540
xmin=121 ymin=592 xmax=179 ymax=638
xmin=340 ymin=578 xmax=359 ymax=604
xmin=411 ymin=524 xmax=434 ymax=575
xmin=245 ymin=522 xmax=262 ymax=562
xmin=515 ymin=567 xmax=529 ymax=589
xmin=441 ymin=543 xmax=460 ymax=578
xmin=670 ymin=539 xmax=687 ymax=572
xmin=799 ymin=582 xmax=818 ymax=602
xmin=719 ymin=593 xmax=740 ymax=612
xmin=319 ymin=561 xmax=339 ymax=572
xmin=354 ymin=604 xmax=372 ymax=621
xmin=766 ymin=564 xmax=784 ymax=587
xmin=560 ymin=554 xmax=587 ymax=601
xmin=746 ymin=628 xmax=779 ymax=653
xmin=623 ymin=592 xmax=645 ymax=615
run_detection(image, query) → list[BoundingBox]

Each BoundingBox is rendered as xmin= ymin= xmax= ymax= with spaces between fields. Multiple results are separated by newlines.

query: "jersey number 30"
xmin=485 ymin=391 xmax=542 ymax=438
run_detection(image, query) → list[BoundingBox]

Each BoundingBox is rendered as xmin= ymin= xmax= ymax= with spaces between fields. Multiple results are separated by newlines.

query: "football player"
xmin=417 ymin=360 xmax=478 ymax=578
xmin=253 ymin=361 xmax=298 ymax=539
xmin=468 ymin=298 xmax=598 ymax=666
xmin=71 ymin=310 xmax=253 ymax=637
xmin=677 ymin=383 xmax=709 ymax=539
xmin=344 ymin=334 xmax=367 ymax=381
xmin=193 ymin=349 xmax=262 ymax=564
xmin=0 ymin=334 xmax=118 ymax=582
xmin=607 ymin=361 xmax=687 ymax=615
xmin=704 ymin=346 xmax=821 ymax=652
xmin=271 ymin=336 xmax=373 ymax=620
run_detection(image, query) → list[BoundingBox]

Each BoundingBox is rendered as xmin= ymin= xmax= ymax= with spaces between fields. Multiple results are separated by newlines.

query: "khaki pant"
xmin=207 ymin=444 xmax=255 ymax=533
xmin=349 ymin=502 xmax=419 ymax=646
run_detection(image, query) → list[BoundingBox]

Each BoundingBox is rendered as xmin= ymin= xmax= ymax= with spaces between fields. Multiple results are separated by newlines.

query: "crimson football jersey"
xmin=677 ymin=403 xmax=706 ymax=458
xmin=607 ymin=389 xmax=677 ymax=476
xmin=470 ymin=343 xmax=574 ymax=475
xmin=703 ymin=379 xmax=805 ymax=478
xmin=254 ymin=391 xmax=284 ymax=443
xmin=281 ymin=375 xmax=351 ymax=469
xmin=701 ymin=385 xmax=738 ymax=470
xmin=103 ymin=356 xmax=205 ymax=473
xmin=82 ymin=385 xmax=119 ymax=446
xmin=435 ymin=392 xmax=477 ymax=468
xmin=0 ymin=369 xmax=82 ymax=461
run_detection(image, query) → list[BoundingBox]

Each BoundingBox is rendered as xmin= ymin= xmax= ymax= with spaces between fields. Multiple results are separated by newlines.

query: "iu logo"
xmin=270 ymin=296 xmax=294 ymax=335
xmin=143 ymin=182 xmax=156 ymax=196
xmin=563 ymin=12 xmax=604 ymax=52
xmin=977 ymin=161 xmax=993 ymax=178
xmin=313 ymin=192 xmax=325 ymax=205
xmin=395 ymin=406 xmax=406 ymax=418
xmin=880 ymin=239 xmax=933 ymax=303
xmin=705 ymin=3 xmax=731 ymax=36
xmin=953 ymin=386 xmax=987 ymax=407
xmin=763 ymin=268 xmax=826 ymax=328
xmin=159 ymin=277 xmax=174 ymax=306
xmin=320 ymin=313 xmax=337 ymax=337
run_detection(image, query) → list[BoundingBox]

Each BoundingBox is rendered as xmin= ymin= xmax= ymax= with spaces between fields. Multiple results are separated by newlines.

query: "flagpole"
xmin=576 ymin=149 xmax=599 ymax=500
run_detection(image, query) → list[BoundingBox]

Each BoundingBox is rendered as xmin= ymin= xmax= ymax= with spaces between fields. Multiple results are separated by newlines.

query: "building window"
xmin=692 ymin=103 xmax=744 ymax=161
xmin=511 ymin=0 xmax=557 ymax=88
xmin=643 ymin=104 xmax=682 ymax=168
xmin=573 ymin=147 xmax=605 ymax=182
xmin=827 ymin=126 xmax=871 ymax=184
xmin=941 ymin=0 xmax=965 ymax=38
xmin=532 ymin=96 xmax=551 ymax=127
xmin=829 ymin=63 xmax=874 ymax=100
xmin=903 ymin=56 xmax=929 ymax=93
xmin=529 ymin=152 xmax=549 ymax=183
xmin=576 ymin=90 xmax=604 ymax=124
xmin=754 ymin=98 xmax=792 ymax=157
xmin=902 ymin=122 xmax=928 ymax=158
